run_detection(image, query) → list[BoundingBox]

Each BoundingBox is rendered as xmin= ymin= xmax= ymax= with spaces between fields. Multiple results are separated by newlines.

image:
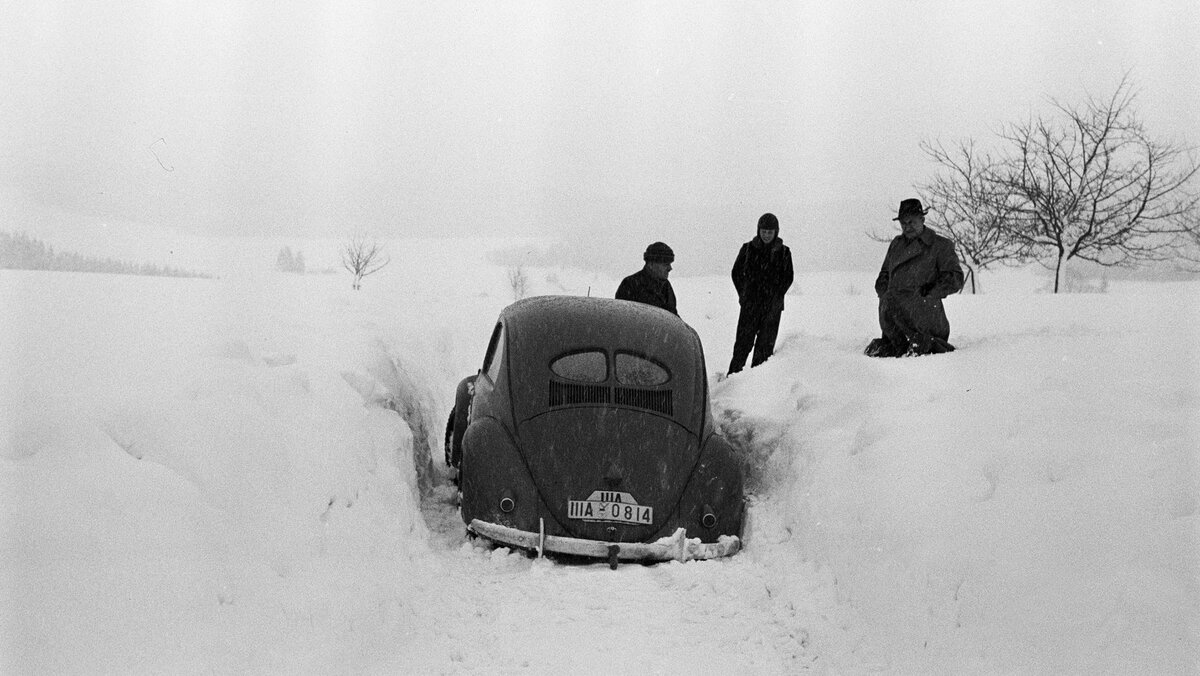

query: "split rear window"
xmin=550 ymin=351 xmax=608 ymax=383
xmin=550 ymin=350 xmax=669 ymax=386
xmin=615 ymin=352 xmax=669 ymax=386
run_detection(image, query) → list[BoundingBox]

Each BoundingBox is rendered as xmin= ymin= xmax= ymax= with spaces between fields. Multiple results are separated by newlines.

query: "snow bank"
xmin=710 ymin=285 xmax=1200 ymax=672
xmin=2 ymin=248 xmax=1198 ymax=674
xmin=1 ymin=270 xmax=431 ymax=672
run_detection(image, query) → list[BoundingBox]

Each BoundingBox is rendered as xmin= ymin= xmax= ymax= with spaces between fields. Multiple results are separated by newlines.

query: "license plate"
xmin=567 ymin=490 xmax=653 ymax=525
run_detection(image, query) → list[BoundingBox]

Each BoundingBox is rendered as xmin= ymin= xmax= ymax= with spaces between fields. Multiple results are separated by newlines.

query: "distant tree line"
xmin=0 ymin=230 xmax=211 ymax=278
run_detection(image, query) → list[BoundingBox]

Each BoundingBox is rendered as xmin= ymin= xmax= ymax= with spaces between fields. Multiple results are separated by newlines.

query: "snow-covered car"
xmin=445 ymin=295 xmax=744 ymax=567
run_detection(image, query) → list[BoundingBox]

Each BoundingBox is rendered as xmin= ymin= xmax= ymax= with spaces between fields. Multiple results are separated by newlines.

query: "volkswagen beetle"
xmin=445 ymin=295 xmax=743 ymax=567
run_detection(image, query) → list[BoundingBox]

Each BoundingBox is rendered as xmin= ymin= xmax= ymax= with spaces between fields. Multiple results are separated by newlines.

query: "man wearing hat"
xmin=616 ymin=241 xmax=678 ymax=315
xmin=866 ymin=198 xmax=965 ymax=357
xmin=728 ymin=213 xmax=794 ymax=374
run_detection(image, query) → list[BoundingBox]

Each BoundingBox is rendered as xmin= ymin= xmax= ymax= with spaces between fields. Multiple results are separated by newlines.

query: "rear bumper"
xmin=469 ymin=519 xmax=740 ymax=562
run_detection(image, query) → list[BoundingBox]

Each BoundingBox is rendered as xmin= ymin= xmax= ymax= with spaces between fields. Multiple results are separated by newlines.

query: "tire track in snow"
xmin=386 ymin=412 xmax=829 ymax=674
xmin=393 ymin=542 xmax=819 ymax=674
xmin=389 ymin=425 xmax=825 ymax=674
xmin=360 ymin=340 xmax=836 ymax=673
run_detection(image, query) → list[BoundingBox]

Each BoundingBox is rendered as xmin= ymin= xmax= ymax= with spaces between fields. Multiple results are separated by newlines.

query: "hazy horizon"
xmin=3 ymin=2 xmax=1197 ymax=276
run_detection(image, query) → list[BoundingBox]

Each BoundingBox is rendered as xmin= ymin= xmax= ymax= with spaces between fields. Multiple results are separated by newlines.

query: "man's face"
xmin=900 ymin=214 xmax=925 ymax=239
xmin=758 ymin=229 xmax=776 ymax=244
xmin=647 ymin=261 xmax=672 ymax=279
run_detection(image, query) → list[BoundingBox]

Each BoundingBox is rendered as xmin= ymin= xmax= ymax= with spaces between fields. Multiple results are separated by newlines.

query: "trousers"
xmin=728 ymin=305 xmax=782 ymax=374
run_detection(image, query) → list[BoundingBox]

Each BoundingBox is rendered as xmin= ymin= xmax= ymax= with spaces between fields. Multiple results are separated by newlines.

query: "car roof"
xmin=501 ymin=295 xmax=700 ymax=361
xmin=497 ymin=295 xmax=707 ymax=427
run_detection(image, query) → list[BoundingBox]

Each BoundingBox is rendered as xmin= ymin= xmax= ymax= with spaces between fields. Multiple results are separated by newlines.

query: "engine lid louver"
xmin=548 ymin=381 xmax=611 ymax=406
xmin=614 ymin=387 xmax=673 ymax=415
xmin=549 ymin=381 xmax=673 ymax=416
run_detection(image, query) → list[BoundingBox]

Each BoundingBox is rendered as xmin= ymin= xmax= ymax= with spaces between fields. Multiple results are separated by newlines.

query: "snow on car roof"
xmin=499 ymin=295 xmax=708 ymax=427
xmin=500 ymin=295 xmax=702 ymax=366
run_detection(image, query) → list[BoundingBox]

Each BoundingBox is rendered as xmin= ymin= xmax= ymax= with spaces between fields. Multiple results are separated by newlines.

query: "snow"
xmin=2 ymin=240 xmax=1198 ymax=674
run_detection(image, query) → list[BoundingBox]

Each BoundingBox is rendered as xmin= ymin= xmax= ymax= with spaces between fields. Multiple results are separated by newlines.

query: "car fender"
xmin=460 ymin=416 xmax=540 ymax=531
xmin=673 ymin=431 xmax=745 ymax=540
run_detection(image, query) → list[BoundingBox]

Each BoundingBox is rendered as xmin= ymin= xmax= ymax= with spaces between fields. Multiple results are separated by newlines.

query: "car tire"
xmin=443 ymin=409 xmax=456 ymax=468
xmin=449 ymin=376 xmax=475 ymax=469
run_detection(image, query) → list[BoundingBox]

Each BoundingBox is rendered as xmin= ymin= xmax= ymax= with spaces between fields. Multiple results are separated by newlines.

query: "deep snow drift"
xmin=2 ymin=239 xmax=1197 ymax=674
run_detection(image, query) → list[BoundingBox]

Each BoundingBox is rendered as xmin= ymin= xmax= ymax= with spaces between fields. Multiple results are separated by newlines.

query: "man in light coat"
xmin=866 ymin=198 xmax=964 ymax=357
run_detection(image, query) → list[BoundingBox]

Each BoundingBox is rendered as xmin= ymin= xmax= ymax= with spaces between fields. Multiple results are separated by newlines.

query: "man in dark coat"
xmin=866 ymin=198 xmax=965 ymax=357
xmin=728 ymin=213 xmax=794 ymax=374
xmin=616 ymin=241 xmax=678 ymax=315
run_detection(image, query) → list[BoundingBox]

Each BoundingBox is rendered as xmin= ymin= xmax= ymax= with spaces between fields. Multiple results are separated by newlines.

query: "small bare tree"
xmin=341 ymin=234 xmax=389 ymax=290
xmin=506 ymin=266 xmax=530 ymax=300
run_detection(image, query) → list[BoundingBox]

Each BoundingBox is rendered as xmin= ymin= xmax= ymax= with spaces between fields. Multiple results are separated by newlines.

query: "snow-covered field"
xmin=2 ymin=239 xmax=1197 ymax=674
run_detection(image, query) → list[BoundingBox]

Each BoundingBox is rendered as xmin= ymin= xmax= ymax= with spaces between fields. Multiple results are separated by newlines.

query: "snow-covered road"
xmin=394 ymin=518 xmax=815 ymax=673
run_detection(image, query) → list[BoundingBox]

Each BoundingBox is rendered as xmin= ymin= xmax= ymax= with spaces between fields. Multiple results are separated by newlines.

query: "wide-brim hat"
xmin=892 ymin=198 xmax=929 ymax=220
xmin=643 ymin=241 xmax=675 ymax=263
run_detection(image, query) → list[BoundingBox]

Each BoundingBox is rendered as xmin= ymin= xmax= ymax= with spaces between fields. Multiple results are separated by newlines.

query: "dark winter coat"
xmin=731 ymin=236 xmax=794 ymax=313
xmin=616 ymin=268 xmax=678 ymax=315
xmin=874 ymin=227 xmax=964 ymax=341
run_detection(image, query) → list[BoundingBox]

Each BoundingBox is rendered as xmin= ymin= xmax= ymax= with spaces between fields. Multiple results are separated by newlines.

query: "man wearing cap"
xmin=728 ymin=213 xmax=794 ymax=374
xmin=616 ymin=241 xmax=678 ymax=315
xmin=866 ymin=198 xmax=965 ymax=357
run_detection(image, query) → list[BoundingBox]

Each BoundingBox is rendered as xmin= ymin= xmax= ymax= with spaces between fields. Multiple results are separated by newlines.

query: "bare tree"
xmin=920 ymin=76 xmax=1199 ymax=292
xmin=997 ymin=77 xmax=1199 ymax=292
xmin=506 ymin=266 xmax=530 ymax=300
xmin=341 ymin=234 xmax=389 ymax=290
xmin=917 ymin=139 xmax=1032 ymax=293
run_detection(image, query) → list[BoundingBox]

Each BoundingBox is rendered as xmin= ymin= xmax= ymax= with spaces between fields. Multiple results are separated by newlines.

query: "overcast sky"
xmin=2 ymin=1 xmax=1197 ymax=274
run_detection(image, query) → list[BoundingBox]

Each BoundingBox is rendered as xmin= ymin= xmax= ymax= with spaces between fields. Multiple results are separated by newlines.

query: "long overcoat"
xmin=873 ymin=228 xmax=964 ymax=341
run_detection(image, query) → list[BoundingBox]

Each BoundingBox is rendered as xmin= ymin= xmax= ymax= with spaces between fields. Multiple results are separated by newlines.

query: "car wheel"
xmin=443 ymin=409 xmax=455 ymax=468
xmin=448 ymin=376 xmax=475 ymax=469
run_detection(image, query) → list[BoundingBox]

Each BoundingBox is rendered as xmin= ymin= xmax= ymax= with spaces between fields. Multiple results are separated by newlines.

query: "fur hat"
xmin=643 ymin=241 xmax=675 ymax=264
xmin=893 ymin=198 xmax=929 ymax=220
xmin=757 ymin=213 xmax=779 ymax=231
